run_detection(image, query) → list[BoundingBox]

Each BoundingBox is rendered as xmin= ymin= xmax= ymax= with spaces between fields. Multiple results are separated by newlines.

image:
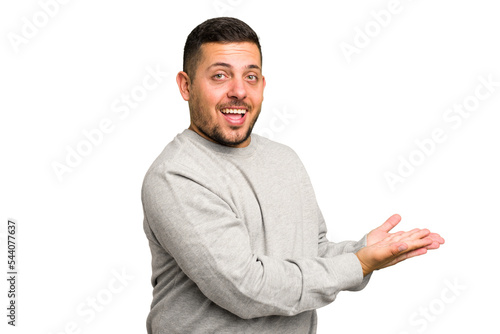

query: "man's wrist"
xmin=355 ymin=251 xmax=371 ymax=277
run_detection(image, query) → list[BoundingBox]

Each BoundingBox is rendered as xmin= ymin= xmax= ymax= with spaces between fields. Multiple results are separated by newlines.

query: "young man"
xmin=142 ymin=17 xmax=444 ymax=334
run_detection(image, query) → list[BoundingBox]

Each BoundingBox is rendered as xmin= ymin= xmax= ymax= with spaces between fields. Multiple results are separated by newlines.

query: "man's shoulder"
xmin=144 ymin=130 xmax=200 ymax=175
xmin=143 ymin=130 xmax=305 ymax=183
xmin=252 ymin=134 xmax=302 ymax=164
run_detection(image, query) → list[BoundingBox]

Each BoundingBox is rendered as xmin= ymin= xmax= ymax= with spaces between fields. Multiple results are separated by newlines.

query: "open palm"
xmin=367 ymin=214 xmax=444 ymax=249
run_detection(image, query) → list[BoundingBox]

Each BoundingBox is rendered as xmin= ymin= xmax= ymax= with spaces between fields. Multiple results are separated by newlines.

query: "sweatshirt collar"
xmin=183 ymin=129 xmax=258 ymax=157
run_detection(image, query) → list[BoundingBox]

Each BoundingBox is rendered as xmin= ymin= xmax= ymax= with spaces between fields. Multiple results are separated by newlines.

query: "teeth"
xmin=221 ymin=108 xmax=247 ymax=114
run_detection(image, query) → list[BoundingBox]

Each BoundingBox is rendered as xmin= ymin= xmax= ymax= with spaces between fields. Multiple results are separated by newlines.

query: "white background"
xmin=1 ymin=0 xmax=499 ymax=333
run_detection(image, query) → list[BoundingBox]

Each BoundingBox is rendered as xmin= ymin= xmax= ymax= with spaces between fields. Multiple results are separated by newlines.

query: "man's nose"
xmin=227 ymin=77 xmax=247 ymax=100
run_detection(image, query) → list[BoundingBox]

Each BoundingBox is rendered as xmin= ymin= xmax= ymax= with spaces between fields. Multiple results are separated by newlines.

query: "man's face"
xmin=178 ymin=42 xmax=265 ymax=148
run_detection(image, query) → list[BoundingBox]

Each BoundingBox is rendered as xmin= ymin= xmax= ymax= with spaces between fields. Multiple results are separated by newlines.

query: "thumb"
xmin=378 ymin=214 xmax=402 ymax=233
xmin=392 ymin=242 xmax=408 ymax=256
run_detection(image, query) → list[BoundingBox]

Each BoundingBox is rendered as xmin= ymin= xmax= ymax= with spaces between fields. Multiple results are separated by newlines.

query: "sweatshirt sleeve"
xmin=142 ymin=161 xmax=366 ymax=319
xmin=317 ymin=210 xmax=372 ymax=291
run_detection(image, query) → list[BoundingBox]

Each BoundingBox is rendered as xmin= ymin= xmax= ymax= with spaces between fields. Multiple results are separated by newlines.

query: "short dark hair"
xmin=183 ymin=17 xmax=262 ymax=80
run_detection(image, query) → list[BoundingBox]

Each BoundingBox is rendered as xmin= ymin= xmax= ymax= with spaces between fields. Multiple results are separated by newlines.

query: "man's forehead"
xmin=200 ymin=42 xmax=261 ymax=67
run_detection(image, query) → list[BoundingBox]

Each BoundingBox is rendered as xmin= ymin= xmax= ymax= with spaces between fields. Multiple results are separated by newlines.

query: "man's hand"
xmin=367 ymin=214 xmax=444 ymax=249
xmin=356 ymin=214 xmax=445 ymax=277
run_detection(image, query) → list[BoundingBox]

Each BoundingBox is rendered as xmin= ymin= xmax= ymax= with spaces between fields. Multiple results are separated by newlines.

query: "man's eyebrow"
xmin=207 ymin=62 xmax=261 ymax=71
xmin=208 ymin=62 xmax=232 ymax=69
xmin=246 ymin=64 xmax=261 ymax=71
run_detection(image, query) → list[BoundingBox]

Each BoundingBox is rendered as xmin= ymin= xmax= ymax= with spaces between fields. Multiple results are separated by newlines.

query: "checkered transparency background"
xmin=1 ymin=0 xmax=499 ymax=333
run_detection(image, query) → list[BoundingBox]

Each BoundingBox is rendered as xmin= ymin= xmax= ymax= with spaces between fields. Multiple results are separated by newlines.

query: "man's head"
xmin=182 ymin=17 xmax=262 ymax=80
xmin=177 ymin=17 xmax=265 ymax=148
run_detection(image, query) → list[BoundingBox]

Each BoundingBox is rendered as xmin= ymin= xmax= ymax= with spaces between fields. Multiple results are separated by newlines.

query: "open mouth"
xmin=220 ymin=108 xmax=248 ymax=124
xmin=220 ymin=108 xmax=247 ymax=115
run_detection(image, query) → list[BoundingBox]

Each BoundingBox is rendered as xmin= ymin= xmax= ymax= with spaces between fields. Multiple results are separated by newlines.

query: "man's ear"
xmin=176 ymin=71 xmax=191 ymax=101
xmin=262 ymin=75 xmax=266 ymax=100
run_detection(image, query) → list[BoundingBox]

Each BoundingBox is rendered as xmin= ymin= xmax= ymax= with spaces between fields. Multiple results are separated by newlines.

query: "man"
xmin=142 ymin=17 xmax=444 ymax=334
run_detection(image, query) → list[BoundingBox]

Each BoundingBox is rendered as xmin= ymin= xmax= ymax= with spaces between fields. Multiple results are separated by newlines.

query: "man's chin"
xmin=218 ymin=135 xmax=250 ymax=148
xmin=215 ymin=128 xmax=252 ymax=147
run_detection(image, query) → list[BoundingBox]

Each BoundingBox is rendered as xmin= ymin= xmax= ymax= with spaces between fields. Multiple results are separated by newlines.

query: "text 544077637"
xmin=6 ymin=219 xmax=17 ymax=326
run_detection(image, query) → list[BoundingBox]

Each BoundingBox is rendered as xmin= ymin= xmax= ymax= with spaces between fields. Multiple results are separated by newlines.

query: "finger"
xmin=390 ymin=237 xmax=431 ymax=258
xmin=404 ymin=237 xmax=433 ymax=251
xmin=426 ymin=241 xmax=441 ymax=250
xmin=402 ymin=228 xmax=430 ymax=241
xmin=390 ymin=242 xmax=408 ymax=256
xmin=385 ymin=247 xmax=428 ymax=268
xmin=400 ymin=231 xmax=443 ymax=246
xmin=410 ymin=231 xmax=444 ymax=244
xmin=391 ymin=228 xmax=429 ymax=242
xmin=429 ymin=233 xmax=445 ymax=244
xmin=394 ymin=247 xmax=428 ymax=265
xmin=378 ymin=214 xmax=402 ymax=233
xmin=412 ymin=228 xmax=431 ymax=239
xmin=390 ymin=229 xmax=417 ymax=240
xmin=404 ymin=247 xmax=428 ymax=259
xmin=385 ymin=231 xmax=405 ymax=241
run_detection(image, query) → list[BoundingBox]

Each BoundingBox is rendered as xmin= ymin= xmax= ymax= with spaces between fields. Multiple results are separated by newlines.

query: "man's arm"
xmin=317 ymin=209 xmax=367 ymax=257
xmin=317 ymin=212 xmax=372 ymax=291
xmin=142 ymin=163 xmax=366 ymax=319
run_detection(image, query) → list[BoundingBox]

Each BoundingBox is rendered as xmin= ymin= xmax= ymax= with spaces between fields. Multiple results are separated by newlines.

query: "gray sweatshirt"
xmin=142 ymin=129 xmax=371 ymax=334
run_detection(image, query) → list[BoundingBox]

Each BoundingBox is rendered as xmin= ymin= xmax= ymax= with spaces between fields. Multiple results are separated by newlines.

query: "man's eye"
xmin=247 ymin=75 xmax=257 ymax=81
xmin=213 ymin=73 xmax=225 ymax=80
